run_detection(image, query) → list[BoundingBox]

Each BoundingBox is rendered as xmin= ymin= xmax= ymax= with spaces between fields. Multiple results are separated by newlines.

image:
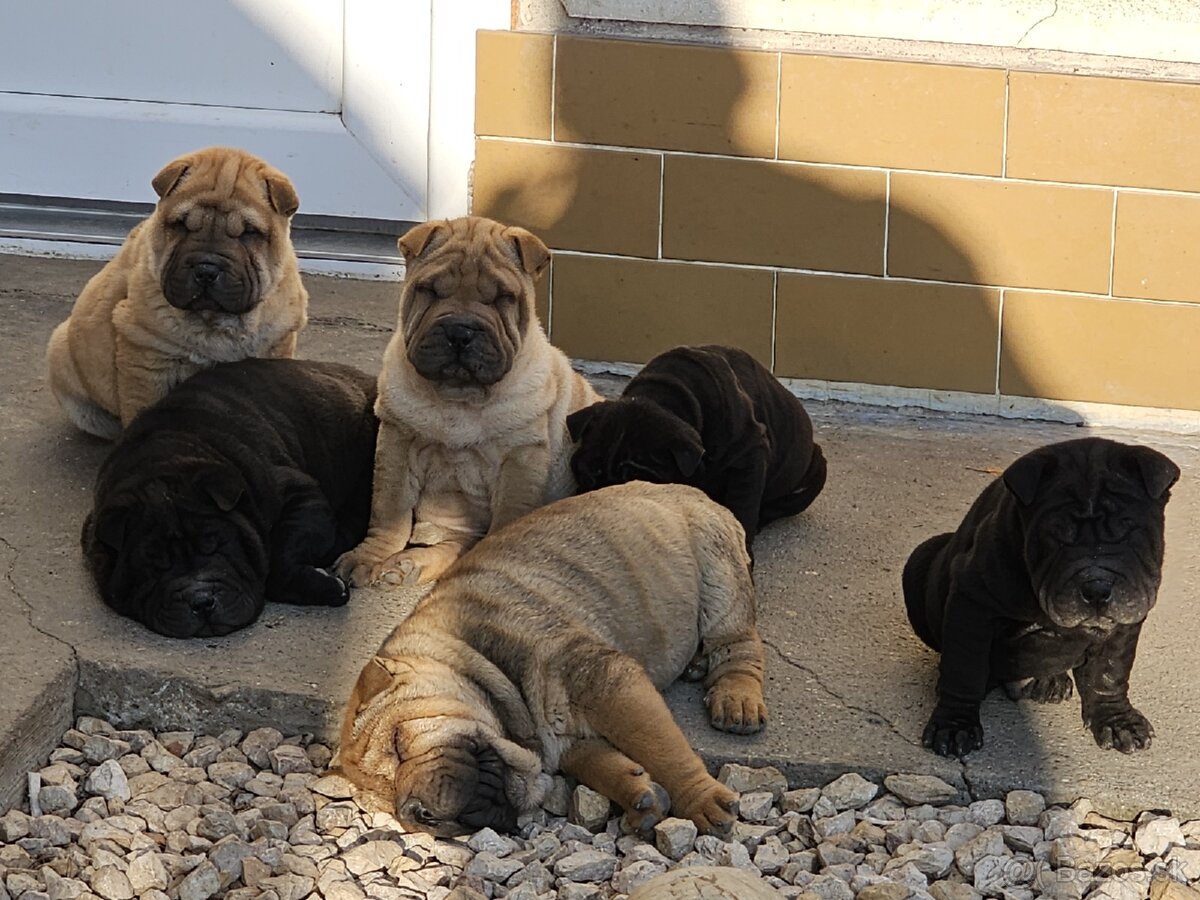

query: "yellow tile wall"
xmin=474 ymin=30 xmax=1200 ymax=412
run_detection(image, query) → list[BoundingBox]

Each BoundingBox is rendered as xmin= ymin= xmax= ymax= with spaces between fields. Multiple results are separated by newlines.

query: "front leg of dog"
xmin=114 ymin=346 xmax=171 ymax=427
xmin=925 ymin=601 xmax=993 ymax=757
xmin=571 ymin=656 xmax=737 ymax=837
xmin=489 ymin=444 xmax=553 ymax=533
xmin=560 ymin=738 xmax=670 ymax=834
xmin=1074 ymin=624 xmax=1153 ymax=753
xmin=333 ymin=422 xmax=416 ymax=587
xmin=266 ymin=330 xmax=298 ymax=359
xmin=717 ymin=455 xmax=769 ymax=549
xmin=266 ymin=473 xmax=347 ymax=607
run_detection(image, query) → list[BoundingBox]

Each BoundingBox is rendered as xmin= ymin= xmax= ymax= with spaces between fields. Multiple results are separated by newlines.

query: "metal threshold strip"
xmin=0 ymin=197 xmax=409 ymax=269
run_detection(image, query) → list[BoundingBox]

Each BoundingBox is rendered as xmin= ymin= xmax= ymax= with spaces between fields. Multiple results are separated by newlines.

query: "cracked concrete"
xmin=3 ymin=253 xmax=1200 ymax=820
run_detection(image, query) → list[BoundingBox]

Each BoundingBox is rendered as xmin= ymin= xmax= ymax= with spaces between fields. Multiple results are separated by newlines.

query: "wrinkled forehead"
xmin=160 ymin=155 xmax=274 ymax=223
xmin=167 ymin=202 xmax=271 ymax=237
xmin=412 ymin=231 xmax=527 ymax=299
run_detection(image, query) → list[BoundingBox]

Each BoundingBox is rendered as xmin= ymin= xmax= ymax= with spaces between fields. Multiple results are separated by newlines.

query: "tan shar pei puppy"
xmin=338 ymin=481 xmax=767 ymax=838
xmin=46 ymin=146 xmax=308 ymax=439
xmin=335 ymin=215 xmax=599 ymax=587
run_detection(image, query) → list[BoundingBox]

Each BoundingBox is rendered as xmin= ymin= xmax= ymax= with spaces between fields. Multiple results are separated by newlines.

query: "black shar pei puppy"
xmin=83 ymin=358 xmax=378 ymax=637
xmin=903 ymin=437 xmax=1179 ymax=757
xmin=566 ymin=345 xmax=826 ymax=549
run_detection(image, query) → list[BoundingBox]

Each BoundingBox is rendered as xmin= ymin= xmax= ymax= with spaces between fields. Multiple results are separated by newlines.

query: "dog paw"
xmin=379 ymin=555 xmax=422 ymax=586
xmin=675 ymin=779 xmax=738 ymax=838
xmin=922 ymin=711 xmax=984 ymax=758
xmin=312 ymin=568 xmax=351 ymax=606
xmin=333 ymin=550 xmax=385 ymax=588
xmin=621 ymin=781 xmax=671 ymax=834
xmin=1089 ymin=707 xmax=1154 ymax=753
xmin=705 ymin=676 xmax=768 ymax=735
xmin=1004 ymin=673 xmax=1075 ymax=703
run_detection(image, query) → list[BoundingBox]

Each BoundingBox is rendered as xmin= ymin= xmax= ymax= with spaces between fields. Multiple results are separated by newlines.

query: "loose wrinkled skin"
xmin=337 ymin=482 xmax=767 ymax=838
xmin=902 ymin=437 xmax=1179 ymax=757
xmin=567 ymin=344 xmax=826 ymax=551
xmin=84 ymin=359 xmax=378 ymax=637
xmin=334 ymin=215 xmax=599 ymax=588
xmin=46 ymin=146 xmax=308 ymax=439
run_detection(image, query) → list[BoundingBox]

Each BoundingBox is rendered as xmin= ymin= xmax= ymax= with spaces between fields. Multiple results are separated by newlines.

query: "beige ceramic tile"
xmin=472 ymin=139 xmax=661 ymax=258
xmin=663 ymin=155 xmax=886 ymax=273
xmin=779 ymin=55 xmax=1005 ymax=175
xmin=889 ymin=173 xmax=1113 ymax=293
xmin=1002 ymin=291 xmax=1200 ymax=409
xmin=475 ymin=31 xmax=554 ymax=140
xmin=1008 ymin=72 xmax=1200 ymax=192
xmin=1113 ymin=190 xmax=1200 ymax=303
xmin=554 ymin=36 xmax=777 ymax=156
xmin=775 ymin=273 xmax=999 ymax=393
xmin=551 ymin=255 xmax=773 ymax=365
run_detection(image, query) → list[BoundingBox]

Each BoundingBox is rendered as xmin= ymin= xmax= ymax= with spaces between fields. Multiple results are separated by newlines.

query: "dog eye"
xmin=196 ymin=533 xmax=220 ymax=555
xmin=239 ymin=225 xmax=263 ymax=241
xmin=495 ymin=292 xmax=515 ymax=305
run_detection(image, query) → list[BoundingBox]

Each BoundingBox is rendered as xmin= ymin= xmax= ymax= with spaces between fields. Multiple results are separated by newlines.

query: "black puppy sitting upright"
xmin=903 ymin=437 xmax=1179 ymax=757
xmin=566 ymin=345 xmax=826 ymax=548
xmin=83 ymin=358 xmax=378 ymax=637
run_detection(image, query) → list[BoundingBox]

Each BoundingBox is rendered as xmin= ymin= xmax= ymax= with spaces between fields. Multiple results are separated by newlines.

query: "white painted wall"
xmin=563 ymin=0 xmax=1200 ymax=65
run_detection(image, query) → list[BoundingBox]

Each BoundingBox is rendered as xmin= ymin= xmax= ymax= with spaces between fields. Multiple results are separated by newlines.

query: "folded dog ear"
xmin=264 ymin=170 xmax=300 ymax=217
xmin=670 ymin=432 xmax=705 ymax=478
xmin=567 ymin=404 xmax=600 ymax=442
xmin=350 ymin=657 xmax=396 ymax=709
xmin=398 ymin=221 xmax=449 ymax=263
xmin=1128 ymin=445 xmax=1181 ymax=500
xmin=1003 ymin=452 xmax=1052 ymax=507
xmin=152 ymin=157 xmax=191 ymax=199
xmin=87 ymin=507 xmax=130 ymax=552
xmin=199 ymin=469 xmax=244 ymax=512
xmin=504 ymin=226 xmax=551 ymax=279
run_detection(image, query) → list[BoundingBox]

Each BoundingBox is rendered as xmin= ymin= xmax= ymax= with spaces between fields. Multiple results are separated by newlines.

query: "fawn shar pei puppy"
xmin=46 ymin=146 xmax=308 ymax=439
xmin=338 ymin=481 xmax=767 ymax=837
xmin=335 ymin=216 xmax=599 ymax=587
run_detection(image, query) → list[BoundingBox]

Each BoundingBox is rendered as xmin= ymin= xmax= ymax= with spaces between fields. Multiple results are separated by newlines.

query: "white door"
xmin=0 ymin=0 xmax=506 ymax=222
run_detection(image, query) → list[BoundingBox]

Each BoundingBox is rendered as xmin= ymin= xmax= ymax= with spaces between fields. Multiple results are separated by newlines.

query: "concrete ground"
xmin=2 ymin=253 xmax=1198 ymax=819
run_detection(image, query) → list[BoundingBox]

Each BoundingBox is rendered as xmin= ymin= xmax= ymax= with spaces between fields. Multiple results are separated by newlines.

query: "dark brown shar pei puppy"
xmin=46 ymin=146 xmax=308 ymax=439
xmin=335 ymin=215 xmax=599 ymax=588
xmin=338 ymin=481 xmax=767 ymax=837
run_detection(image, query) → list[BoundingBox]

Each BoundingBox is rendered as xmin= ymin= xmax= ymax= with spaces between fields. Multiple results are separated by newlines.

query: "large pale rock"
xmin=822 ymin=773 xmax=879 ymax=810
xmin=884 ymin=775 xmax=959 ymax=807
xmin=629 ymin=865 xmax=785 ymax=899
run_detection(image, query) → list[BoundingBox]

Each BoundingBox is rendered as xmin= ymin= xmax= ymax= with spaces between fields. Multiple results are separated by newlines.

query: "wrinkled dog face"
xmin=83 ymin=468 xmax=267 ymax=637
xmin=339 ymin=656 xmax=550 ymax=837
xmin=1004 ymin=438 xmax=1180 ymax=631
xmin=567 ymin=399 xmax=705 ymax=493
xmin=149 ymin=147 xmax=300 ymax=316
xmin=396 ymin=217 xmax=549 ymax=389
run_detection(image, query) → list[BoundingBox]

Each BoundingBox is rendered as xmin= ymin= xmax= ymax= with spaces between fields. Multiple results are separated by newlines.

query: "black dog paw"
xmin=922 ymin=712 xmax=984 ymax=758
xmin=1089 ymin=707 xmax=1153 ymax=753
xmin=1004 ymin=673 xmax=1074 ymax=704
xmin=278 ymin=566 xmax=351 ymax=607
xmin=312 ymin=567 xmax=351 ymax=606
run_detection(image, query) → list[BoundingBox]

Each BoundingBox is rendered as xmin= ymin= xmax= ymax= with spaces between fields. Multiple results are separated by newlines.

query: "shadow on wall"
xmin=474 ymin=28 xmax=1061 ymax=787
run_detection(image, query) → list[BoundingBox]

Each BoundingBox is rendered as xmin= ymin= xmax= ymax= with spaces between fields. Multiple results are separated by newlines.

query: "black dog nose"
xmin=192 ymin=262 xmax=221 ymax=285
xmin=443 ymin=323 xmax=478 ymax=349
xmin=185 ymin=587 xmax=219 ymax=615
xmin=1080 ymin=578 xmax=1114 ymax=605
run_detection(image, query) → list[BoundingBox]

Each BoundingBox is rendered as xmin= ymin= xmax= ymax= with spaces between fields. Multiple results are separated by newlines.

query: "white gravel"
xmin=2 ymin=719 xmax=1199 ymax=900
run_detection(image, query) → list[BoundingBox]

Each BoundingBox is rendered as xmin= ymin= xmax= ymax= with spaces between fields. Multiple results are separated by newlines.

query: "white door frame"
xmin=0 ymin=0 xmax=509 ymax=222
